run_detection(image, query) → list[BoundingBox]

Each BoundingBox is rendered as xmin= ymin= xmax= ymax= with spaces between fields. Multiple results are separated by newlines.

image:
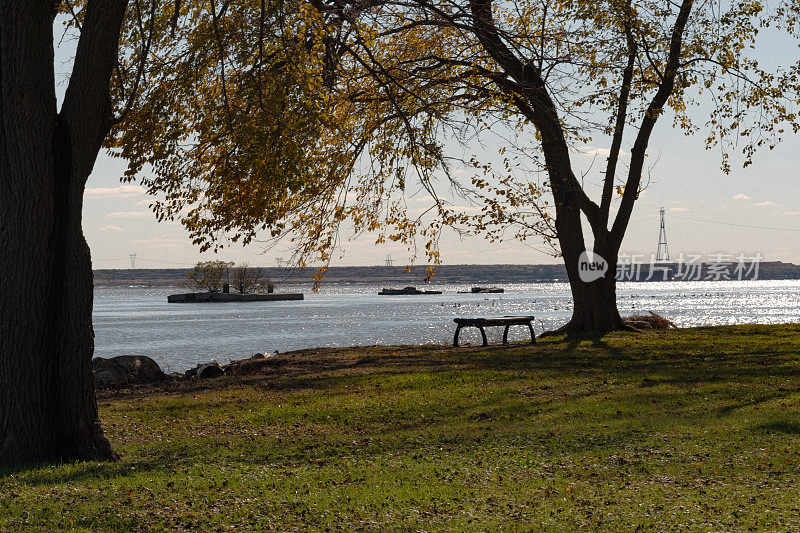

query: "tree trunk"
xmin=0 ymin=140 xmax=116 ymax=467
xmin=547 ymin=155 xmax=625 ymax=335
xmin=0 ymin=2 xmax=125 ymax=467
xmin=561 ymin=245 xmax=625 ymax=333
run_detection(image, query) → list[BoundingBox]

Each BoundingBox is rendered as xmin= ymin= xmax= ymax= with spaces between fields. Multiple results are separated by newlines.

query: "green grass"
xmin=3 ymin=324 xmax=800 ymax=531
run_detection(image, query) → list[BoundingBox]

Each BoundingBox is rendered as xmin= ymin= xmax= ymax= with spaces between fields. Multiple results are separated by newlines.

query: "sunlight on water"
xmin=92 ymin=280 xmax=800 ymax=371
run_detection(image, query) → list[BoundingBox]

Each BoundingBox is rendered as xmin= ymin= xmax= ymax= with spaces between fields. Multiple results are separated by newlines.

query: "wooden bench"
xmin=453 ymin=316 xmax=536 ymax=347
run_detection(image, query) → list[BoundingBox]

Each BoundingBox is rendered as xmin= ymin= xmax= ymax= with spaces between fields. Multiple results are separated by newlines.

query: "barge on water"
xmin=457 ymin=286 xmax=505 ymax=294
xmin=378 ymin=286 xmax=442 ymax=295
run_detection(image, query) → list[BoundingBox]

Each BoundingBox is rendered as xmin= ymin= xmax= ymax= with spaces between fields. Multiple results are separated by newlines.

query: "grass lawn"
xmin=2 ymin=324 xmax=800 ymax=531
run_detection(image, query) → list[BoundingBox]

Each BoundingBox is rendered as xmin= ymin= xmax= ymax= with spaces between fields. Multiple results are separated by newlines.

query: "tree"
xmin=111 ymin=0 xmax=557 ymax=277
xmin=0 ymin=1 xmax=132 ymax=466
xmin=231 ymin=264 xmax=272 ymax=294
xmin=186 ymin=260 xmax=234 ymax=292
xmin=114 ymin=0 xmax=800 ymax=333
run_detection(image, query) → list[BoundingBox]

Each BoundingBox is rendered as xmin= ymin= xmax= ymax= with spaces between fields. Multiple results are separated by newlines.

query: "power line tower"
xmin=384 ymin=254 xmax=393 ymax=267
xmin=275 ymin=257 xmax=285 ymax=268
xmin=655 ymin=208 xmax=670 ymax=262
xmin=128 ymin=253 xmax=137 ymax=269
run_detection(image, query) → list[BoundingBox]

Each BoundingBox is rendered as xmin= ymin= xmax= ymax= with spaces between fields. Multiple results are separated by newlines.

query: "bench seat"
xmin=453 ymin=316 xmax=536 ymax=347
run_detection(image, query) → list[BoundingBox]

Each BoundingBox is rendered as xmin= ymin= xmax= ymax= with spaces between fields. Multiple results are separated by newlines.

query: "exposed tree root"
xmin=538 ymin=317 xmax=639 ymax=338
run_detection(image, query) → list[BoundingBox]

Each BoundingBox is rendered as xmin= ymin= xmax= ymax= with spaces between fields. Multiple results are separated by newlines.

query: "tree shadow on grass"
xmin=0 ymin=456 xmax=172 ymax=484
xmin=753 ymin=419 xmax=800 ymax=435
xmin=716 ymin=394 xmax=784 ymax=416
xmin=99 ymin=328 xmax=800 ymax=402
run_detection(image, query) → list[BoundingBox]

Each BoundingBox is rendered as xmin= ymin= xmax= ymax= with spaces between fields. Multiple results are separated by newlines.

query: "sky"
xmin=61 ymin=20 xmax=800 ymax=270
xmin=81 ymin=128 xmax=800 ymax=269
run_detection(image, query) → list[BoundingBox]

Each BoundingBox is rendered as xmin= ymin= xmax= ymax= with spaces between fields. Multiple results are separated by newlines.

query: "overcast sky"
xmin=63 ymin=23 xmax=800 ymax=270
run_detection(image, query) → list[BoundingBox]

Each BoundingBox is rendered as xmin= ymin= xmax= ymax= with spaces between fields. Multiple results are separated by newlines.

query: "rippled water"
xmin=93 ymin=280 xmax=800 ymax=371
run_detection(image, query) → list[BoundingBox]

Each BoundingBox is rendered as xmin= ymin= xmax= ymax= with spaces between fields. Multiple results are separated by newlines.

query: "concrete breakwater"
xmin=167 ymin=292 xmax=304 ymax=303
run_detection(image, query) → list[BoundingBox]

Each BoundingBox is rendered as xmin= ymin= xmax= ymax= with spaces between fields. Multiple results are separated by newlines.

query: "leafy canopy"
xmin=99 ymin=0 xmax=800 ymax=270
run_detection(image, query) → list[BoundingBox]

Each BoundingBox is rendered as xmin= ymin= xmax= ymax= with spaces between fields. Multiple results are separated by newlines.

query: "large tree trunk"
xmin=0 ymin=1 xmax=127 ymax=467
xmin=560 ymin=241 xmax=625 ymax=333
xmin=0 ymin=130 xmax=115 ymax=466
xmin=547 ymin=154 xmax=625 ymax=335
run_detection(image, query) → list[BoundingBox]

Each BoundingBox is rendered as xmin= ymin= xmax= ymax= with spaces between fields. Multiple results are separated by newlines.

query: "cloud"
xmin=669 ymin=207 xmax=689 ymax=212
xmin=131 ymin=237 xmax=185 ymax=245
xmin=98 ymin=225 xmax=123 ymax=232
xmin=731 ymin=195 xmax=778 ymax=207
xmin=578 ymin=146 xmax=629 ymax=158
xmin=85 ymin=185 xmax=146 ymax=198
xmin=442 ymin=205 xmax=483 ymax=214
xmin=130 ymin=237 xmax=185 ymax=250
xmin=409 ymin=194 xmax=436 ymax=204
xmin=106 ymin=210 xmax=152 ymax=219
xmin=784 ymin=211 xmax=800 ymax=216
xmin=134 ymin=199 xmax=153 ymax=206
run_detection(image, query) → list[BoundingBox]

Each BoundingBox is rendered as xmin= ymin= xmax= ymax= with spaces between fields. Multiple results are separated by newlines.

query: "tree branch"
xmin=600 ymin=2 xmax=637 ymax=229
xmin=468 ymin=0 xmax=600 ymax=226
xmin=59 ymin=0 xmax=129 ymax=182
xmin=112 ymin=0 xmax=157 ymax=125
xmin=611 ymin=0 xmax=694 ymax=248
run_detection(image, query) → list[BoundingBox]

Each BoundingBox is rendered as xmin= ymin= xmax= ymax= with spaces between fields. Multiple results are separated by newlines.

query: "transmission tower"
xmin=655 ymin=208 xmax=670 ymax=262
xmin=275 ymin=257 xmax=285 ymax=268
xmin=129 ymin=253 xmax=137 ymax=269
xmin=384 ymin=254 xmax=394 ymax=267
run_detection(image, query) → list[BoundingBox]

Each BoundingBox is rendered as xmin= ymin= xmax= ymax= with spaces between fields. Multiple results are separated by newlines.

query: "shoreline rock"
xmin=94 ymin=351 xmax=279 ymax=389
xmin=93 ymin=355 xmax=168 ymax=389
xmin=184 ymin=360 xmax=226 ymax=379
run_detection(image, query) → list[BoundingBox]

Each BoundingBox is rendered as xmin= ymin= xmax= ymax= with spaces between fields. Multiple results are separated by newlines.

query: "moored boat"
xmin=378 ymin=286 xmax=442 ymax=295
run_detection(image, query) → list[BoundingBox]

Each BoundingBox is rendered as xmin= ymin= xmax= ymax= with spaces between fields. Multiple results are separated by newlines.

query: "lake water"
xmin=93 ymin=280 xmax=800 ymax=372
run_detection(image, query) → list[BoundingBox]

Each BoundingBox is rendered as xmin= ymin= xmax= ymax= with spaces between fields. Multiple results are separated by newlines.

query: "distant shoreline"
xmin=93 ymin=262 xmax=800 ymax=287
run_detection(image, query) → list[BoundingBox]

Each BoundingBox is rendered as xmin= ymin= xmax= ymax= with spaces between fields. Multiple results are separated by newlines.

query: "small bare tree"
xmin=186 ymin=261 xmax=233 ymax=293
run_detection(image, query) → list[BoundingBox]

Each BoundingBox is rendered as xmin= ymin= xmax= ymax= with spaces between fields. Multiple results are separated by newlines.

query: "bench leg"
xmin=479 ymin=326 xmax=488 ymax=346
xmin=528 ymin=322 xmax=536 ymax=344
xmin=453 ymin=325 xmax=462 ymax=347
xmin=502 ymin=325 xmax=510 ymax=344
